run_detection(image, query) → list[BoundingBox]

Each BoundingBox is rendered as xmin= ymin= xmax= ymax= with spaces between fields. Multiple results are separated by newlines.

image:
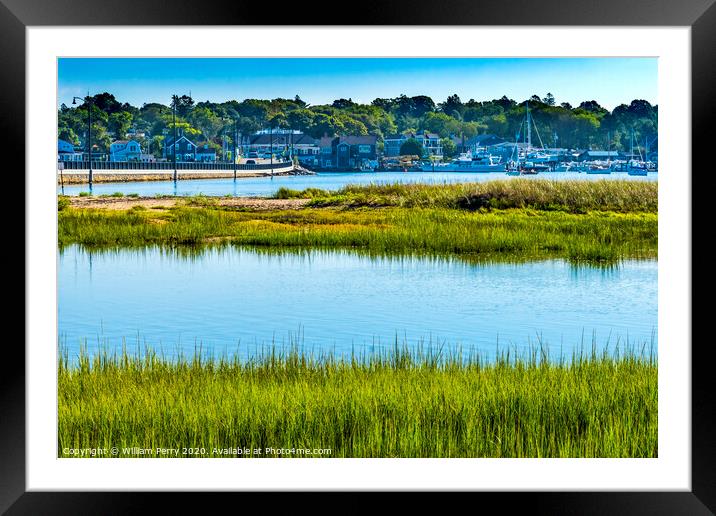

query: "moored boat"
xmin=442 ymin=152 xmax=505 ymax=172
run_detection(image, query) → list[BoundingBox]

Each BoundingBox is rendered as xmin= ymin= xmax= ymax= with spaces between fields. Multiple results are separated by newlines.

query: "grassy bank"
xmin=58 ymin=347 xmax=657 ymax=458
xmin=59 ymin=205 xmax=657 ymax=264
xmin=274 ymin=179 xmax=658 ymax=213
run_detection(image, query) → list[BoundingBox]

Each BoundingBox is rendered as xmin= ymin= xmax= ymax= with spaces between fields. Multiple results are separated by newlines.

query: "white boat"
xmin=442 ymin=152 xmax=505 ymax=172
xmin=625 ymin=131 xmax=649 ymax=176
xmin=585 ymin=161 xmax=612 ymax=174
xmin=627 ymin=160 xmax=648 ymax=176
xmin=554 ymin=162 xmax=575 ymax=172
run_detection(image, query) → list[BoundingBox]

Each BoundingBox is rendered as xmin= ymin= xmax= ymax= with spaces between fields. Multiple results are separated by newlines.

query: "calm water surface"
xmin=57 ymin=170 xmax=658 ymax=197
xmin=58 ymin=246 xmax=657 ymax=362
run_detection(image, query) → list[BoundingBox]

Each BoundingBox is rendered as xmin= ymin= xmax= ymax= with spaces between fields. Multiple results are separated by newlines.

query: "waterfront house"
xmin=110 ymin=140 xmax=142 ymax=162
xmin=318 ymin=136 xmax=335 ymax=168
xmin=163 ymin=135 xmax=197 ymax=162
xmin=451 ymin=134 xmax=510 ymax=155
xmin=57 ymin=139 xmax=84 ymax=162
xmin=81 ymin=144 xmax=108 ymax=162
xmin=384 ymin=132 xmax=442 ymax=158
xmin=291 ymin=133 xmax=321 ymax=166
xmin=318 ymin=135 xmax=378 ymax=169
xmin=247 ymin=131 xmax=320 ymax=164
xmin=577 ymin=150 xmax=621 ymax=162
xmin=195 ymin=144 xmax=217 ymax=162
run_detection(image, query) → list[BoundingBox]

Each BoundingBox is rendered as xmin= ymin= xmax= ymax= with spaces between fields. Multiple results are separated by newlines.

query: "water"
xmin=58 ymin=245 xmax=657 ymax=363
xmin=57 ymin=170 xmax=658 ymax=197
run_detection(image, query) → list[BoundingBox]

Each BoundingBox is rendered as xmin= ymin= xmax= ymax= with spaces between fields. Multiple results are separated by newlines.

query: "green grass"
xmin=274 ymin=179 xmax=658 ymax=213
xmin=58 ymin=206 xmax=656 ymax=264
xmin=58 ymin=344 xmax=657 ymax=458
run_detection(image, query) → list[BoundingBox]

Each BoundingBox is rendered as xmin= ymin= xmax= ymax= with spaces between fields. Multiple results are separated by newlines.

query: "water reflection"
xmin=58 ymin=245 xmax=658 ymax=364
xmin=59 ymin=241 xmax=639 ymax=271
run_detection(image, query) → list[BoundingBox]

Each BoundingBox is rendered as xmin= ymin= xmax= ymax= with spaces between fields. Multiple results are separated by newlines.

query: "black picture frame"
xmin=6 ymin=0 xmax=712 ymax=512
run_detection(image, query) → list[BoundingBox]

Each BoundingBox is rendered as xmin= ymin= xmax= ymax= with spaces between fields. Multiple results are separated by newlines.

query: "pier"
xmin=57 ymin=160 xmax=308 ymax=184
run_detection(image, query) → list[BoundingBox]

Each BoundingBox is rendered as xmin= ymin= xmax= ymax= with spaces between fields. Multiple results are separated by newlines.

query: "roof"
xmin=165 ymin=135 xmax=196 ymax=147
xmin=466 ymin=134 xmax=508 ymax=147
xmin=581 ymin=150 xmax=619 ymax=156
xmin=386 ymin=132 xmax=440 ymax=141
xmin=318 ymin=136 xmax=335 ymax=148
xmin=112 ymin=140 xmax=130 ymax=145
xmin=339 ymin=135 xmax=377 ymax=145
xmin=250 ymin=133 xmax=318 ymax=146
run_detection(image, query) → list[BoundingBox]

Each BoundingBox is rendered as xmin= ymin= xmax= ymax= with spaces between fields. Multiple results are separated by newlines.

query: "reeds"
xmin=58 ymin=206 xmax=656 ymax=264
xmin=58 ymin=341 xmax=657 ymax=458
xmin=274 ymin=179 xmax=658 ymax=213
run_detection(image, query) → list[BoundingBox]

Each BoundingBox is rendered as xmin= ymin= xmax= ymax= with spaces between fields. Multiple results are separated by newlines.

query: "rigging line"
xmin=531 ymin=114 xmax=546 ymax=150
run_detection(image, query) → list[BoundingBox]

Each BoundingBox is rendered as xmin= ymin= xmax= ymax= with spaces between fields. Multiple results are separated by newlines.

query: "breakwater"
xmin=57 ymin=161 xmax=308 ymax=184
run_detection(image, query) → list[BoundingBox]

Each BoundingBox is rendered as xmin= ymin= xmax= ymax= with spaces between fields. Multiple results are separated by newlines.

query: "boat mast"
xmin=526 ymin=101 xmax=532 ymax=152
xmin=630 ymin=129 xmax=634 ymax=162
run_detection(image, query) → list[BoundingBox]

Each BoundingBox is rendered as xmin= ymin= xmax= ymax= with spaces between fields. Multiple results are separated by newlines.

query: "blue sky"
xmin=58 ymin=58 xmax=657 ymax=110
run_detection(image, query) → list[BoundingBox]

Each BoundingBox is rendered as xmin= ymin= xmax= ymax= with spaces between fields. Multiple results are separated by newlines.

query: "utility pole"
xmin=88 ymin=93 xmax=92 ymax=186
xmin=72 ymin=93 xmax=92 ymax=186
xmin=233 ymin=119 xmax=238 ymax=180
xmin=172 ymin=95 xmax=178 ymax=182
xmin=269 ymin=124 xmax=273 ymax=178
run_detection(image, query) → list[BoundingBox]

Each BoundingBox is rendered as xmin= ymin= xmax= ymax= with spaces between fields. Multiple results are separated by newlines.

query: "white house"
xmin=110 ymin=140 xmax=142 ymax=162
xmin=383 ymin=132 xmax=443 ymax=158
xmin=57 ymin=139 xmax=83 ymax=162
xmin=247 ymin=131 xmax=319 ymax=162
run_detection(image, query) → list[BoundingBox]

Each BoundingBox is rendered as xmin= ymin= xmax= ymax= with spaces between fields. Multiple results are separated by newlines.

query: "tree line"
xmin=58 ymin=92 xmax=657 ymax=157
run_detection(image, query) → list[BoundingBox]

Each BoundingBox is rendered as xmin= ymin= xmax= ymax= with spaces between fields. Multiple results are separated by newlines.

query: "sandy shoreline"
xmin=66 ymin=195 xmax=311 ymax=211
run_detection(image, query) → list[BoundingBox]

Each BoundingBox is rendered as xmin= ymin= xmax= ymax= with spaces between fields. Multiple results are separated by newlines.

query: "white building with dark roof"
xmin=110 ymin=140 xmax=142 ymax=162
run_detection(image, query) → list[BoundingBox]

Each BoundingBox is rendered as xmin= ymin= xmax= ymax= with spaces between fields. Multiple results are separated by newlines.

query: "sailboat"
xmin=505 ymin=141 xmax=521 ymax=175
xmin=507 ymin=101 xmax=553 ymax=175
xmin=627 ymin=130 xmax=648 ymax=176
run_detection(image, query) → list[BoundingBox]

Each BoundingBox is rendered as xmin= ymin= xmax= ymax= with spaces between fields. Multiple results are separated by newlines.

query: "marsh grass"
xmin=58 ymin=340 xmax=657 ymax=458
xmin=274 ymin=179 xmax=657 ymax=213
xmin=58 ymin=206 xmax=656 ymax=264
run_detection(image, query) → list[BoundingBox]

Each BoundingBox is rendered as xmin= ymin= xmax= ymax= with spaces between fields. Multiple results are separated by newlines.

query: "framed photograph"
xmin=8 ymin=0 xmax=713 ymax=512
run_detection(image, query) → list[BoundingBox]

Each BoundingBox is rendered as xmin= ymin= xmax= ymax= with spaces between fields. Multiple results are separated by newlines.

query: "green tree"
xmin=108 ymin=111 xmax=133 ymax=139
xmin=440 ymin=137 xmax=457 ymax=158
xmin=172 ymin=95 xmax=195 ymax=117
xmin=423 ymin=112 xmax=460 ymax=138
xmin=399 ymin=138 xmax=424 ymax=157
xmin=189 ymin=107 xmax=223 ymax=141
xmin=439 ymin=94 xmax=464 ymax=117
xmin=287 ymin=109 xmax=316 ymax=133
